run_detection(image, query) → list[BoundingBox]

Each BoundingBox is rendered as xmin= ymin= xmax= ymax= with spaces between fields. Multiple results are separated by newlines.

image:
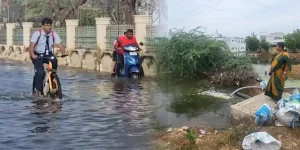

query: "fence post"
xmin=134 ymin=15 xmax=151 ymax=47
xmin=65 ymin=19 xmax=79 ymax=50
xmin=6 ymin=23 xmax=16 ymax=46
xmin=95 ymin=17 xmax=111 ymax=72
xmin=95 ymin=18 xmax=111 ymax=51
xmin=22 ymin=22 xmax=34 ymax=47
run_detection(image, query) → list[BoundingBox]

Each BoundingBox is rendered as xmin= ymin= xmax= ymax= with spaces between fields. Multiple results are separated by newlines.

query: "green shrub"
xmin=155 ymin=27 xmax=256 ymax=86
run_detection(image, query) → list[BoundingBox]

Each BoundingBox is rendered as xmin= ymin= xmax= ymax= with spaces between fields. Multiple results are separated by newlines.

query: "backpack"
xmin=34 ymin=29 xmax=55 ymax=50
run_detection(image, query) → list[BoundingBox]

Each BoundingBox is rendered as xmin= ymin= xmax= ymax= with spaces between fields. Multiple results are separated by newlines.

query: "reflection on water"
xmin=0 ymin=59 xmax=154 ymax=149
xmin=2 ymin=59 xmax=295 ymax=149
xmin=31 ymin=100 xmax=62 ymax=114
xmin=152 ymin=79 xmax=232 ymax=129
xmin=167 ymin=94 xmax=222 ymax=119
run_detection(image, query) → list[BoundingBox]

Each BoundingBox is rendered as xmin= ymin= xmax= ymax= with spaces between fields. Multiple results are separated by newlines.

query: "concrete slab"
xmin=231 ymin=93 xmax=291 ymax=120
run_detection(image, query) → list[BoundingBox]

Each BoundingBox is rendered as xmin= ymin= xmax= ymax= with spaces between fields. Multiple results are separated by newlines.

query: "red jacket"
xmin=114 ymin=35 xmax=138 ymax=54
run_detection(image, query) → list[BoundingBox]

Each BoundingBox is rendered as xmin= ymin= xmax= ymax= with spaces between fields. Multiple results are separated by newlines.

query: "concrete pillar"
xmin=65 ymin=19 xmax=79 ymax=50
xmin=134 ymin=15 xmax=151 ymax=45
xmin=22 ymin=22 xmax=34 ymax=47
xmin=95 ymin=17 xmax=111 ymax=50
xmin=95 ymin=17 xmax=111 ymax=72
xmin=6 ymin=23 xmax=16 ymax=46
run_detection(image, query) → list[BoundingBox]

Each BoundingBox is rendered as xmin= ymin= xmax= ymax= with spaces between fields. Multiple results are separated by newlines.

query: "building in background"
xmin=214 ymin=30 xmax=246 ymax=55
xmin=260 ymin=32 xmax=284 ymax=44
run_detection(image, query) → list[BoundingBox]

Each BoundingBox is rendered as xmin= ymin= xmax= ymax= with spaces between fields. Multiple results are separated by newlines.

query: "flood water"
xmin=0 ymin=59 xmax=155 ymax=149
xmin=1 ymin=60 xmax=299 ymax=149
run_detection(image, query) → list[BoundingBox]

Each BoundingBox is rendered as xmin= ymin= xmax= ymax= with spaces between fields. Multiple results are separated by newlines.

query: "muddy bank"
xmin=153 ymin=76 xmax=300 ymax=150
xmin=291 ymin=65 xmax=300 ymax=79
xmin=153 ymin=123 xmax=300 ymax=150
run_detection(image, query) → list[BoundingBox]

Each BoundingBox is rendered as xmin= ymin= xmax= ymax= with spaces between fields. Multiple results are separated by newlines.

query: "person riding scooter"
xmin=114 ymin=29 xmax=141 ymax=68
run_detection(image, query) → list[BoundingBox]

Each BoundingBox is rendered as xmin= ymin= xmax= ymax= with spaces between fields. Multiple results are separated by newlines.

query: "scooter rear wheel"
xmin=131 ymin=73 xmax=139 ymax=79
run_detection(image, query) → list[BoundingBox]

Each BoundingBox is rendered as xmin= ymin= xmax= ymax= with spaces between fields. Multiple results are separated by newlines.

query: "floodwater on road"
xmin=0 ymin=59 xmax=155 ymax=150
xmin=2 ymin=60 xmax=298 ymax=149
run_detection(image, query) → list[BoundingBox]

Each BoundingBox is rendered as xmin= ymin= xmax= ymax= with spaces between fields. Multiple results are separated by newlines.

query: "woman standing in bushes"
xmin=265 ymin=42 xmax=292 ymax=102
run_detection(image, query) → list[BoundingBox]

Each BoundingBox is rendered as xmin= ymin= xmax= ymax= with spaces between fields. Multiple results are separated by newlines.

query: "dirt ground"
xmin=153 ymin=65 xmax=300 ymax=150
xmin=290 ymin=65 xmax=300 ymax=79
xmin=153 ymin=124 xmax=300 ymax=150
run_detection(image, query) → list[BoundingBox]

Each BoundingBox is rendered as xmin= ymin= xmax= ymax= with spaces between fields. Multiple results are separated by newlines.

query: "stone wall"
xmin=0 ymin=15 xmax=161 ymax=77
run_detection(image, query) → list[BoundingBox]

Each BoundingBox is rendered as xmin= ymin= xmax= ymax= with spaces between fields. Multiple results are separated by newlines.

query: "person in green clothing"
xmin=265 ymin=42 xmax=292 ymax=102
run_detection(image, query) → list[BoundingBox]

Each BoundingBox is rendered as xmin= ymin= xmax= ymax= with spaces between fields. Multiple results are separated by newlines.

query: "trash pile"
xmin=242 ymin=132 xmax=281 ymax=150
xmin=255 ymin=92 xmax=300 ymax=128
xmin=242 ymin=90 xmax=300 ymax=150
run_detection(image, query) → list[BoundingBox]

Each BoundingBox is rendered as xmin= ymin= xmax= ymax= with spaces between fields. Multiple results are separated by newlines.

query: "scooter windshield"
xmin=123 ymin=44 xmax=137 ymax=51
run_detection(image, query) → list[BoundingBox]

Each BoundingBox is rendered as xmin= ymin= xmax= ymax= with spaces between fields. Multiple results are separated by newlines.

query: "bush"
xmin=155 ymin=27 xmax=257 ymax=86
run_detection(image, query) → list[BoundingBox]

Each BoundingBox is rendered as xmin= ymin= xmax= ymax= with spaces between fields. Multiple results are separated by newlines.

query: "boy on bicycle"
xmin=28 ymin=17 xmax=67 ymax=96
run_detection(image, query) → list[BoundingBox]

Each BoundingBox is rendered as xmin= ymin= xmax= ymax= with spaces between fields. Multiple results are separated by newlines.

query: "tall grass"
xmin=155 ymin=27 xmax=257 ymax=86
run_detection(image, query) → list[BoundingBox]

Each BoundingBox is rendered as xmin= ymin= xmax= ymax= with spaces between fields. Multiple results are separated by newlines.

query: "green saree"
xmin=265 ymin=51 xmax=292 ymax=101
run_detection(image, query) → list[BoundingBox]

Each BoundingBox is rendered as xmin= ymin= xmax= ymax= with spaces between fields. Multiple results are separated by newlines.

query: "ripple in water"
xmin=0 ymin=60 xmax=154 ymax=149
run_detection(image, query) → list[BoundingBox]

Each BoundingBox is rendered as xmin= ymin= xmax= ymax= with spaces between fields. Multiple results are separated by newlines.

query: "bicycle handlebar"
xmin=37 ymin=54 xmax=68 ymax=59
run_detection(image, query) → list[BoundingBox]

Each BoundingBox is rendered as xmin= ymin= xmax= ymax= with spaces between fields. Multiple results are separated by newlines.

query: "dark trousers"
xmin=117 ymin=53 xmax=124 ymax=64
xmin=31 ymin=52 xmax=57 ymax=93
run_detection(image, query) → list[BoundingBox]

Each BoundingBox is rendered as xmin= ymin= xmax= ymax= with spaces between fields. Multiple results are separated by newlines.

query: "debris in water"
xmin=181 ymin=126 xmax=189 ymax=130
xmin=167 ymin=128 xmax=173 ymax=132
xmin=200 ymin=129 xmax=206 ymax=134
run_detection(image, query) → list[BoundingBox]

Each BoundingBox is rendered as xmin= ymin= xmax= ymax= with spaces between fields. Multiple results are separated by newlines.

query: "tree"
xmin=245 ymin=33 xmax=259 ymax=52
xmin=49 ymin=0 xmax=88 ymax=26
xmin=285 ymin=29 xmax=300 ymax=53
xmin=121 ymin=0 xmax=137 ymax=24
xmin=4 ymin=0 xmax=156 ymax=26
xmin=94 ymin=0 xmax=157 ymax=24
xmin=1 ymin=0 xmax=25 ymax=25
xmin=79 ymin=8 xmax=102 ymax=26
xmin=25 ymin=0 xmax=85 ymax=26
xmin=259 ymin=39 xmax=270 ymax=52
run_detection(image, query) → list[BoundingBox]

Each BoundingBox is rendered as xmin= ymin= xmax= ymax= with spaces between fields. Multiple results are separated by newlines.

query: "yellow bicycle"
xmin=32 ymin=55 xmax=68 ymax=100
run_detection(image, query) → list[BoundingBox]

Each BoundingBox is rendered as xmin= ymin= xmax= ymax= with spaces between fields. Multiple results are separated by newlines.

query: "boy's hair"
xmin=42 ymin=18 xmax=53 ymax=25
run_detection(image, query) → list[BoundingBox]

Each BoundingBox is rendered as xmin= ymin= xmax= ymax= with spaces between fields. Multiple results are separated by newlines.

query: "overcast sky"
xmin=167 ymin=0 xmax=300 ymax=38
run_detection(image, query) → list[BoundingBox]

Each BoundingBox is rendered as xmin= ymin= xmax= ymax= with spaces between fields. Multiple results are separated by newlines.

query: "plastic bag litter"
xmin=274 ymin=120 xmax=285 ymax=126
xmin=277 ymin=99 xmax=289 ymax=109
xmin=293 ymin=88 xmax=299 ymax=94
xmin=289 ymin=94 xmax=300 ymax=101
xmin=260 ymin=81 xmax=267 ymax=90
xmin=255 ymin=104 xmax=274 ymax=125
xmin=274 ymin=108 xmax=299 ymax=128
xmin=242 ymin=132 xmax=281 ymax=150
xmin=287 ymin=99 xmax=300 ymax=114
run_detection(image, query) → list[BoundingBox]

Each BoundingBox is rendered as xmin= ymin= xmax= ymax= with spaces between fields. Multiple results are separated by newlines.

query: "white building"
xmin=214 ymin=30 xmax=246 ymax=55
xmin=260 ymin=32 xmax=284 ymax=45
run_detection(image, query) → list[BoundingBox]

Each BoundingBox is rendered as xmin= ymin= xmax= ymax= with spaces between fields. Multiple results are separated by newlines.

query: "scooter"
xmin=115 ymin=44 xmax=142 ymax=78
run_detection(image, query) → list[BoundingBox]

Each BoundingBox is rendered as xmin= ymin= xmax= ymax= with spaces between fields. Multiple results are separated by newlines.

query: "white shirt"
xmin=30 ymin=30 xmax=61 ymax=54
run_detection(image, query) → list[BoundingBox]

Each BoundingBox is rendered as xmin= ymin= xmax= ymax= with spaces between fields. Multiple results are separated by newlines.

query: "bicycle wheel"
xmin=50 ymin=73 xmax=63 ymax=99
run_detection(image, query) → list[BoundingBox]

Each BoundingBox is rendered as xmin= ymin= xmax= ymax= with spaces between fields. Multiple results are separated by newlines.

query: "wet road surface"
xmin=0 ymin=59 xmax=155 ymax=150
